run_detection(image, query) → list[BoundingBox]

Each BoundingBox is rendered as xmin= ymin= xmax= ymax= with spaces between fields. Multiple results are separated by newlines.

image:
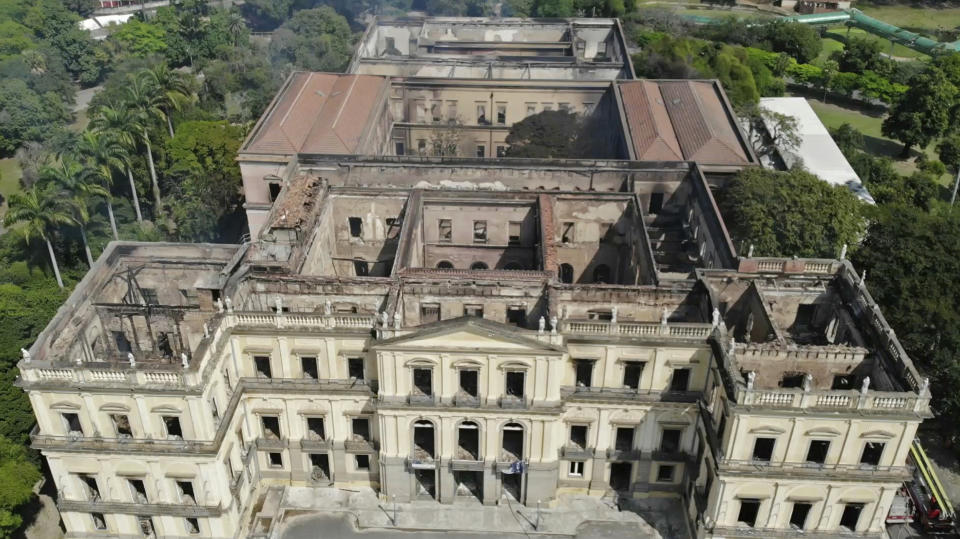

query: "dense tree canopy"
xmin=716 ymin=167 xmax=866 ymax=258
xmin=882 ymin=67 xmax=956 ymax=156
xmin=269 ymin=6 xmax=355 ymax=72
xmin=0 ymin=435 xmax=41 ymax=537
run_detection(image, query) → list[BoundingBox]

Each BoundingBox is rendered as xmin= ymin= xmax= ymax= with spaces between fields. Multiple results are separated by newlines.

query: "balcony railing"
xmin=344 ymin=439 xmax=378 ymax=452
xmin=499 ymin=395 xmax=527 ymax=409
xmin=560 ymin=445 xmax=594 ymax=459
xmin=560 ymin=320 xmax=713 ymax=339
xmin=718 ymin=459 xmax=911 ymax=480
xmin=739 ymin=388 xmax=929 ymax=414
xmin=31 ymin=427 xmax=216 ymax=454
xmin=57 ymin=498 xmax=222 ymax=517
xmin=561 ymin=386 xmax=700 ymax=403
xmin=709 ymin=525 xmax=875 ymax=538
xmin=299 ymin=439 xmax=331 ymax=452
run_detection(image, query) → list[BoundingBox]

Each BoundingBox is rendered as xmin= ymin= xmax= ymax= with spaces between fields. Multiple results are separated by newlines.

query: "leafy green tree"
xmin=90 ymin=104 xmax=145 ymax=223
xmin=44 ymin=160 xmax=108 ymax=267
xmin=535 ymin=0 xmax=575 ymax=16
xmin=717 ymin=167 xmax=866 ymax=258
xmin=937 ymin=133 xmax=960 ymax=172
xmin=0 ymin=435 xmax=41 ymax=537
xmin=23 ymin=0 xmax=106 ymax=85
xmin=505 ymin=110 xmax=581 ymax=158
xmin=2 ymin=183 xmax=73 ymax=288
xmin=140 ymin=64 xmax=193 ymax=137
xmin=270 ymin=7 xmax=354 ymax=72
xmin=833 ymin=36 xmax=885 ymax=75
xmin=831 ymin=123 xmax=864 ymax=155
xmin=819 ymin=59 xmax=838 ymax=103
xmin=883 ymin=68 xmax=956 ymax=157
xmin=760 ymin=21 xmax=821 ymax=64
xmin=75 ymin=131 xmax=128 ymax=240
xmin=164 ymin=121 xmax=244 ymax=241
xmin=0 ymin=78 xmax=70 ymax=155
xmin=110 ymin=19 xmax=169 ymax=57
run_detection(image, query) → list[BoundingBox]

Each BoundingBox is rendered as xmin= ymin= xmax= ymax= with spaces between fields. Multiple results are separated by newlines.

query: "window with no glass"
xmin=656 ymin=464 xmax=675 ymax=482
xmin=505 ymin=371 xmax=525 ymax=398
xmin=790 ymin=502 xmax=811 ymax=530
xmin=352 ymin=418 xmax=370 ymax=441
xmin=355 ymin=454 xmax=370 ymax=470
xmin=348 ymin=217 xmax=363 ymax=238
xmin=737 ymin=499 xmax=761 ymax=527
xmin=806 ymin=440 xmax=830 ymax=464
xmin=420 ymin=303 xmax=440 ymax=324
xmin=438 ymin=219 xmax=452 ymax=242
xmin=660 ymin=429 xmax=682 ymax=453
xmin=301 ymin=356 xmax=318 ymax=379
xmin=860 ymin=442 xmax=885 ymax=466
xmin=162 ymin=416 xmax=182 ymax=440
xmin=569 ymin=425 xmax=588 ymax=448
xmin=615 ymin=427 xmax=634 ymax=451
xmin=752 ymin=437 xmax=775 ymax=462
xmin=459 ymin=369 xmax=478 ymax=397
xmin=506 ymin=306 xmax=525 ymax=327
xmin=176 ymin=480 xmax=195 ymax=504
xmin=561 ymin=222 xmax=575 ymax=243
xmin=413 ymin=368 xmax=433 ymax=396
xmin=306 ymin=417 xmax=325 ymax=440
xmin=840 ymin=503 xmax=863 ymax=531
xmin=348 ymin=358 xmax=364 ymax=380
xmin=260 ymin=415 xmax=281 ymax=440
xmin=574 ymin=360 xmax=593 ymax=387
xmin=464 ymin=304 xmax=483 ymax=318
xmin=254 ymin=355 xmax=272 ymax=378
xmin=508 ymin=221 xmax=521 ymax=245
xmin=670 ymin=368 xmax=690 ymax=391
xmin=623 ymin=362 xmax=644 ymax=389
xmin=473 ymin=220 xmax=487 ymax=242
xmin=268 ymin=452 xmax=283 ymax=468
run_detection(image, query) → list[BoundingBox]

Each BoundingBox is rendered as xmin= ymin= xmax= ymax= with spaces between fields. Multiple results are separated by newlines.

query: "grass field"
xmin=822 ymin=26 xmax=931 ymax=60
xmin=856 ymin=3 xmax=960 ymax=32
xmin=802 ymin=97 xmax=949 ymax=184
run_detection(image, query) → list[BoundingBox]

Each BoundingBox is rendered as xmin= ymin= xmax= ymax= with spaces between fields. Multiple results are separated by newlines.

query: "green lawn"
xmin=814 ymin=35 xmax=845 ymax=65
xmin=0 ymin=157 xmax=24 ymax=222
xmin=802 ymin=98 xmax=949 ymax=184
xmin=856 ymin=3 xmax=960 ymax=32
xmin=822 ymin=26 xmax=930 ymax=60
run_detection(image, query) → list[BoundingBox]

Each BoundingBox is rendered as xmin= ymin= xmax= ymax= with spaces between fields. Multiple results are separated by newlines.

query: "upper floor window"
xmin=261 ymin=415 xmax=281 ymax=440
xmin=176 ymin=480 xmax=196 ymax=504
xmin=420 ymin=303 xmax=440 ymax=324
xmin=351 ymin=417 xmax=370 ymax=441
xmin=496 ymin=104 xmax=507 ymax=125
xmin=301 ymin=356 xmax=318 ymax=379
xmin=574 ymin=360 xmax=593 ymax=387
xmin=61 ymin=412 xmax=83 ymax=436
xmin=623 ymin=362 xmax=645 ymax=389
xmin=476 ymin=104 xmax=487 ymax=125
xmin=127 ymin=478 xmax=149 ymax=503
xmin=141 ymin=288 xmax=159 ymax=305
xmin=348 ymin=217 xmax=363 ymax=238
xmin=569 ymin=425 xmax=588 ymax=449
xmin=348 ymin=357 xmax=365 ymax=381
xmin=505 ymin=371 xmax=525 ymax=398
xmin=254 ymin=355 xmax=272 ymax=379
xmin=473 ymin=221 xmax=487 ymax=243
xmin=162 ymin=416 xmax=182 ymax=440
xmin=860 ymin=442 xmax=885 ymax=466
xmin=111 ymin=413 xmax=132 ymax=438
xmin=306 ymin=417 xmax=325 ymax=440
xmin=438 ymin=219 xmax=452 ymax=242
xmin=669 ymin=368 xmax=690 ymax=391
xmin=660 ymin=428 xmax=682 ymax=453
xmin=508 ymin=221 xmax=521 ymax=245
xmin=752 ymin=437 xmax=775 ymax=462
xmin=413 ymin=368 xmax=433 ymax=396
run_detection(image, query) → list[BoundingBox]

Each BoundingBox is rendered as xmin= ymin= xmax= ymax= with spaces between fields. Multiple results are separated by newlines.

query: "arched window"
xmin=470 ymin=262 xmax=489 ymax=270
xmin=559 ymin=263 xmax=574 ymax=284
xmin=503 ymin=262 xmax=523 ymax=270
xmin=436 ymin=261 xmax=454 ymax=269
xmin=457 ymin=421 xmax=480 ymax=460
xmin=593 ymin=264 xmax=610 ymax=284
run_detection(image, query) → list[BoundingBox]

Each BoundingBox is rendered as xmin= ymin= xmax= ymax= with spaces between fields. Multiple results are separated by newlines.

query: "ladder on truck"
xmin=909 ymin=439 xmax=957 ymax=535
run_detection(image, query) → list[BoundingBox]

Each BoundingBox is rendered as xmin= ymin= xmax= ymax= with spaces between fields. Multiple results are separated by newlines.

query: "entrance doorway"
xmin=454 ymin=471 xmax=483 ymax=500
xmin=502 ymin=472 xmax=521 ymax=501
xmin=414 ymin=469 xmax=436 ymax=499
xmin=609 ymin=462 xmax=632 ymax=492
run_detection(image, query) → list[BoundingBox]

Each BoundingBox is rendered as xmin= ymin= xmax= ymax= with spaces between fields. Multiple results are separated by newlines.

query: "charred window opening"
xmin=63 ymin=412 xmax=83 ymax=435
xmin=261 ymin=416 xmax=281 ymax=440
xmin=501 ymin=423 xmax=524 ymax=461
xmin=420 ymin=303 xmax=440 ymax=324
xmin=806 ymin=440 xmax=829 ymax=464
xmin=615 ymin=427 xmax=634 ymax=451
xmin=561 ymin=222 xmax=575 ymax=243
xmin=268 ymin=182 xmax=282 ymax=202
xmin=348 ymin=358 xmax=364 ymax=380
xmin=128 ymin=478 xmax=148 ymax=503
xmin=353 ymin=259 xmax=369 ymax=277
xmin=575 ymin=360 xmax=593 ymax=387
xmin=569 ymin=425 xmax=588 ymax=449
xmin=587 ymin=310 xmax=612 ymax=321
xmin=790 ymin=502 xmax=812 ymax=530
xmin=355 ymin=454 xmax=370 ymax=470
xmin=92 ymin=513 xmax=106 ymax=530
xmin=670 ymin=368 xmax=690 ymax=391
xmin=306 ymin=417 xmax=325 ymax=440
xmin=559 ymin=263 xmax=574 ymax=283
xmin=157 ymin=333 xmax=173 ymax=358
xmin=437 ymin=260 xmax=454 ymax=269
xmin=623 ymin=362 xmax=644 ymax=389
xmin=185 ymin=517 xmax=199 ymax=535
xmin=660 ymin=429 xmax=682 ymax=453
xmin=386 ymin=217 xmax=401 ymax=239
xmin=438 ymin=219 xmax=452 ymax=242
xmin=111 ymin=414 xmax=132 ymax=438
xmin=656 ymin=464 xmax=675 ymax=482
xmin=860 ymin=442 xmax=884 ymax=466
xmin=459 ymin=370 xmax=478 ymax=397
xmin=348 ymin=217 xmax=363 ymax=238
xmin=473 ymin=220 xmax=487 ymax=243
xmin=470 ymin=261 xmax=488 ymax=270
xmin=415 ymin=469 xmax=436 ymax=498
xmin=457 ymin=422 xmax=479 ymax=460
xmin=505 ymin=371 xmax=525 ymax=398
xmin=839 ymin=503 xmax=863 ymax=531
xmin=351 ymin=418 xmax=370 ymax=441
xmin=268 ymin=452 xmax=283 ymax=467
xmin=780 ymin=372 xmax=806 ymax=388
xmin=795 ymin=304 xmax=816 ymax=328
xmin=737 ymin=499 xmax=761 ymax=527
xmin=413 ymin=420 xmax=435 ymax=459
xmin=162 ymin=416 xmax=182 ymax=440
xmin=463 ymin=304 xmax=483 ymax=318
xmin=113 ymin=331 xmax=132 ymax=354
xmin=508 ymin=221 xmax=521 ymax=245
xmin=609 ymin=462 xmax=631 ymax=491
xmin=832 ymin=374 xmax=857 ymax=389
xmin=413 ymin=368 xmax=433 ymax=396
xmin=310 ymin=454 xmax=330 ymax=480
xmin=506 ymin=306 xmax=525 ymax=328
xmin=752 ymin=437 xmax=775 ymax=462
xmin=648 ymin=192 xmax=664 ymax=214
xmin=592 ymin=264 xmax=610 ymax=284
xmin=79 ymin=474 xmax=100 ymax=500
xmin=254 ymin=356 xmax=272 ymax=379
xmin=301 ymin=356 xmax=318 ymax=379
xmin=176 ymin=481 xmax=195 ymax=504
xmin=141 ymin=288 xmax=159 ymax=305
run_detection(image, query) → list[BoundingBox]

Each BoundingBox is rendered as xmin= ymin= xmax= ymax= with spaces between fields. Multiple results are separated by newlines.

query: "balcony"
xmin=253 ymin=437 xmax=288 ymax=451
xmin=499 ymin=396 xmax=527 ymax=409
xmin=561 ymin=319 xmax=713 ymax=340
xmin=718 ymin=459 xmax=911 ymax=481
xmin=299 ymin=438 xmax=331 ymax=452
xmin=605 ymin=448 xmax=642 ymax=461
xmin=30 ymin=426 xmax=215 ymax=455
xmin=709 ymin=525 xmax=877 ymax=538
xmin=560 ymin=445 xmax=594 ymax=459
xmin=407 ymin=457 xmax=437 ymax=470
xmin=738 ymin=387 xmax=930 ymax=414
xmin=561 ymin=386 xmax=700 ymax=404
xmin=344 ymin=439 xmax=378 ymax=452
xmin=57 ymin=498 xmax=222 ymax=517
xmin=408 ymin=394 xmax=436 ymax=406
xmin=453 ymin=393 xmax=480 ymax=407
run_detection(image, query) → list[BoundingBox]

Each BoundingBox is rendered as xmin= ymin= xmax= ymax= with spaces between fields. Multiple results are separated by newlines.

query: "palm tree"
xmin=90 ymin=104 xmax=145 ymax=223
xmin=226 ymin=12 xmax=246 ymax=47
xmin=3 ymin=183 xmax=73 ymax=289
xmin=140 ymin=64 xmax=193 ymax=137
xmin=75 ymin=132 xmax=127 ymax=240
xmin=124 ymin=77 xmax=165 ymax=218
xmin=44 ymin=161 xmax=109 ymax=268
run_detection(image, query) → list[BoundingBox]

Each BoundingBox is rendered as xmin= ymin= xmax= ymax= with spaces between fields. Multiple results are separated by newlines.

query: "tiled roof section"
xmin=244 ymin=73 xmax=387 ymax=155
xmin=618 ymin=81 xmax=683 ymax=161
xmin=618 ymin=80 xmax=750 ymax=166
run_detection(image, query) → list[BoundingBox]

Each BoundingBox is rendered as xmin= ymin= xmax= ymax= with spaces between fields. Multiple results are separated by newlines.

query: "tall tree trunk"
xmin=106 ymin=199 xmax=119 ymax=240
xmin=144 ymin=129 xmax=163 ymax=219
xmin=80 ymin=226 xmax=94 ymax=268
xmin=900 ymin=143 xmax=913 ymax=158
xmin=128 ymin=166 xmax=143 ymax=223
xmin=45 ymin=238 xmax=64 ymax=289
xmin=166 ymin=112 xmax=175 ymax=138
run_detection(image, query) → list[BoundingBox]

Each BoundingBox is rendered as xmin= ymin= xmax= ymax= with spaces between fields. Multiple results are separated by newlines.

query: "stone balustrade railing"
xmin=718 ymin=458 xmax=911 ymax=480
xmin=734 ymin=343 xmax=868 ymax=363
xmin=739 ymin=388 xmax=930 ymax=414
xmin=560 ymin=320 xmax=713 ymax=339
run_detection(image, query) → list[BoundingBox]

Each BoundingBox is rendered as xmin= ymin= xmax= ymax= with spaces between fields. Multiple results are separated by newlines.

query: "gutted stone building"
xmin=19 ymin=16 xmax=928 ymax=539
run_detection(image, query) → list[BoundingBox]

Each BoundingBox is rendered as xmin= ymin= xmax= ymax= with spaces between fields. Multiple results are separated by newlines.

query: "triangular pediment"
xmin=374 ymin=317 xmax=563 ymax=354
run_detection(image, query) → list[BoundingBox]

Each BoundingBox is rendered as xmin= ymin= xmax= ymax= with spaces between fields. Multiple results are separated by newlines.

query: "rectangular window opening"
xmin=737 ymin=499 xmax=761 ymax=527
xmin=268 ymin=452 xmax=283 ymax=468
xmin=420 ymin=303 xmax=440 ymax=324
xmin=660 ymin=429 xmax=682 ymax=453
xmin=473 ymin=220 xmax=487 ymax=243
xmin=307 ymin=417 xmax=325 ymax=440
xmin=806 ymin=440 xmax=830 ymax=464
xmin=839 ymin=503 xmax=863 ymax=531
xmin=162 ymin=416 xmax=182 ymax=440
xmin=92 ymin=512 xmax=106 ymax=530
xmin=176 ymin=480 xmax=195 ymax=504
xmin=575 ymin=360 xmax=593 ymax=387
xmin=352 ymin=418 xmax=370 ymax=441
xmin=413 ymin=368 xmax=433 ymax=396
xmin=860 ymin=442 xmax=884 ymax=466
xmin=310 ymin=453 xmax=330 ymax=479
xmin=463 ymin=304 xmax=483 ymax=318
xmin=355 ymin=454 xmax=370 ymax=470
xmin=301 ymin=356 xmax=318 ymax=379
xmin=185 ymin=517 xmax=200 ymax=535
xmin=670 ymin=368 xmax=690 ymax=391
xmin=790 ymin=502 xmax=812 ymax=530
xmin=128 ymin=478 xmax=148 ymax=503
xmin=656 ymin=464 xmax=675 ymax=482
xmin=570 ymin=425 xmax=588 ymax=449
xmin=496 ymin=104 xmax=506 ymax=124
xmin=261 ymin=415 xmax=281 ymax=440
xmin=505 ymin=371 xmax=525 ymax=398
xmin=438 ymin=219 xmax=452 ymax=242
xmin=623 ymin=362 xmax=644 ymax=389
xmin=615 ymin=427 xmax=634 ymax=452
xmin=506 ymin=306 xmax=525 ymax=328
xmin=780 ymin=372 xmax=806 ymax=388
xmin=459 ymin=370 xmax=478 ymax=397
xmin=79 ymin=474 xmax=100 ymax=501
xmin=648 ymin=192 xmax=664 ymax=214
xmin=254 ymin=355 xmax=272 ymax=379
xmin=268 ymin=183 xmax=282 ymax=202
xmin=348 ymin=358 xmax=365 ymax=381
xmin=111 ymin=414 xmax=132 ymax=438
xmin=561 ymin=222 xmax=575 ymax=243
xmin=476 ymin=144 xmax=485 ymax=158
xmin=752 ymin=437 xmax=775 ymax=462
xmin=508 ymin=221 xmax=521 ymax=246
xmin=348 ymin=217 xmax=363 ymax=238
